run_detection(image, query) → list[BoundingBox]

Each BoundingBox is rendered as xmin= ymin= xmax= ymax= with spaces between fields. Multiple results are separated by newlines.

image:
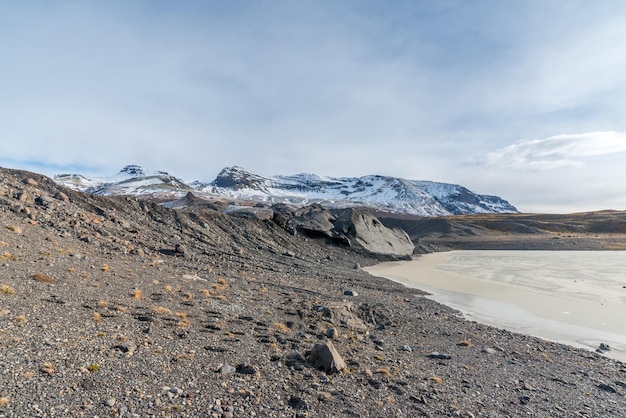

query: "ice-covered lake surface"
xmin=366 ymin=250 xmax=626 ymax=362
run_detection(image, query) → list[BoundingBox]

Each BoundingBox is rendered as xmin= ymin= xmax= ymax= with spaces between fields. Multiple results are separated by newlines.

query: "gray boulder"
xmin=332 ymin=208 xmax=414 ymax=257
xmin=308 ymin=340 xmax=347 ymax=374
xmin=272 ymin=204 xmax=414 ymax=257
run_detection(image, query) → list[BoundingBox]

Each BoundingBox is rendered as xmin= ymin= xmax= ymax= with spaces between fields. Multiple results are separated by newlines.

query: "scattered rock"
xmin=343 ymin=289 xmax=358 ymax=297
xmin=6 ymin=225 xmax=22 ymax=234
xmin=104 ymin=398 xmax=116 ymax=407
xmin=308 ymin=340 xmax=347 ymax=374
xmin=325 ymin=327 xmax=339 ymax=339
xmin=428 ymin=352 xmax=452 ymax=360
xmin=482 ymin=347 xmax=497 ymax=355
xmin=599 ymin=343 xmax=610 ymax=351
xmin=217 ymin=364 xmax=236 ymax=375
xmin=597 ymin=383 xmax=617 ymax=393
xmin=400 ymin=345 xmax=412 ymax=352
xmin=113 ymin=341 xmax=137 ymax=356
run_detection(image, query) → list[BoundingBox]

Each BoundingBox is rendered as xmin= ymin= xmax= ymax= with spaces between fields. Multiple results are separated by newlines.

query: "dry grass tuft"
xmin=0 ymin=285 xmax=16 ymax=295
xmin=165 ymin=284 xmax=174 ymax=292
xmin=431 ymin=376 xmax=444 ymax=384
xmin=459 ymin=340 xmax=472 ymax=347
xmin=98 ymin=301 xmax=109 ymax=308
xmin=132 ymin=288 xmax=142 ymax=300
xmin=0 ymin=397 xmax=9 ymax=407
xmin=87 ymin=364 xmax=99 ymax=372
xmin=101 ymin=264 xmax=110 ymax=272
xmin=182 ymin=292 xmax=193 ymax=301
xmin=218 ymin=278 xmax=227 ymax=286
xmin=40 ymin=362 xmax=55 ymax=375
xmin=33 ymin=273 xmax=55 ymax=284
xmin=0 ymin=252 xmax=17 ymax=261
xmin=175 ymin=312 xmax=190 ymax=328
xmin=14 ymin=315 xmax=26 ymax=323
xmin=271 ymin=322 xmax=291 ymax=334
xmin=201 ymin=289 xmax=212 ymax=296
xmin=93 ymin=312 xmax=102 ymax=323
xmin=376 ymin=367 xmax=392 ymax=376
xmin=151 ymin=305 xmax=172 ymax=315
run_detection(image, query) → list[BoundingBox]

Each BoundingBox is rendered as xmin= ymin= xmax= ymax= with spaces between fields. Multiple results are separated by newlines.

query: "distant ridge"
xmin=54 ymin=165 xmax=519 ymax=216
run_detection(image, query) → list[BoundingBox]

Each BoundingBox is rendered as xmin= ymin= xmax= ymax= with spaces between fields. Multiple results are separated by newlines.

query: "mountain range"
xmin=54 ymin=165 xmax=518 ymax=217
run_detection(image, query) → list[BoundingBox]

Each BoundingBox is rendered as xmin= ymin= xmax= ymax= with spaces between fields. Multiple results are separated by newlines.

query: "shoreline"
xmin=365 ymin=251 xmax=626 ymax=363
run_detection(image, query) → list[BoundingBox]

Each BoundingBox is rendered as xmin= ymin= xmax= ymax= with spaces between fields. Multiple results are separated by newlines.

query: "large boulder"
xmin=333 ymin=208 xmax=415 ymax=257
xmin=272 ymin=204 xmax=414 ymax=257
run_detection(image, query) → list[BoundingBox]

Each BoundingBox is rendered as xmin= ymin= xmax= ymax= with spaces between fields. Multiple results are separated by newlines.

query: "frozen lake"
xmin=366 ymin=250 xmax=626 ymax=362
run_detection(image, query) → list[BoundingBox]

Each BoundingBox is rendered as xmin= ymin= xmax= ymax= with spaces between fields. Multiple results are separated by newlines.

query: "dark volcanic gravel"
xmin=1 ymin=167 xmax=625 ymax=417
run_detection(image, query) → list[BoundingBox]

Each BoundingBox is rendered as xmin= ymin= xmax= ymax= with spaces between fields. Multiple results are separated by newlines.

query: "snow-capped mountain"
xmin=54 ymin=165 xmax=191 ymax=198
xmin=54 ymin=165 xmax=518 ymax=216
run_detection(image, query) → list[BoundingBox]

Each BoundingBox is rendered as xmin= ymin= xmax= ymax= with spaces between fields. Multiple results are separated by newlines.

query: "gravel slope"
xmin=0 ymin=167 xmax=625 ymax=417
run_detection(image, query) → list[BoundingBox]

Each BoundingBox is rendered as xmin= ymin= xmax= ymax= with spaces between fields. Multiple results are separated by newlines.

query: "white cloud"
xmin=483 ymin=132 xmax=626 ymax=170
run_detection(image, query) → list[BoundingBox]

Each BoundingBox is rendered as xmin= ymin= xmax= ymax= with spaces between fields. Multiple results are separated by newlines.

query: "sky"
xmin=1 ymin=0 xmax=626 ymax=213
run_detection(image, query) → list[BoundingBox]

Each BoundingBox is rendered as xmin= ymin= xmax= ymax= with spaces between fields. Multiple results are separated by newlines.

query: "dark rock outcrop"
xmin=271 ymin=204 xmax=414 ymax=257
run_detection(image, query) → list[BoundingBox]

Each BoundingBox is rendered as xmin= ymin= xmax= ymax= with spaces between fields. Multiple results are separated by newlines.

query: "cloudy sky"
xmin=1 ymin=1 xmax=626 ymax=213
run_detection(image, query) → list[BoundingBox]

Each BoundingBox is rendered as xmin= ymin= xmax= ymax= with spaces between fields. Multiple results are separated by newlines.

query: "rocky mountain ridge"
xmin=54 ymin=165 xmax=518 ymax=217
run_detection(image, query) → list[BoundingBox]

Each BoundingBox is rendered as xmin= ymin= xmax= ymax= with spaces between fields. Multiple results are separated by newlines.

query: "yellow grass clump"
xmin=132 ymin=289 xmax=142 ymax=300
xmin=33 ymin=273 xmax=55 ymax=284
xmin=93 ymin=312 xmax=102 ymax=323
xmin=151 ymin=305 xmax=172 ymax=315
xmin=0 ymin=285 xmax=16 ymax=295
xmin=271 ymin=322 xmax=291 ymax=333
xmin=0 ymin=397 xmax=9 ymax=407
xmin=376 ymin=367 xmax=392 ymax=376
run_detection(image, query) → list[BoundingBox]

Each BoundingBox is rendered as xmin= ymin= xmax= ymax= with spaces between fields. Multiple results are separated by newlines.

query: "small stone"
xmin=400 ymin=345 xmax=412 ymax=352
xmin=519 ymin=395 xmax=531 ymax=405
xmin=113 ymin=341 xmax=137 ymax=356
xmin=23 ymin=178 xmax=38 ymax=186
xmin=118 ymin=405 xmax=128 ymax=415
xmin=104 ymin=398 xmax=116 ymax=407
xmin=343 ymin=290 xmax=358 ymax=297
xmin=599 ymin=343 xmax=610 ymax=351
xmin=597 ymin=383 xmax=617 ymax=393
xmin=55 ymin=192 xmax=69 ymax=202
xmin=482 ymin=347 xmax=497 ymax=355
xmin=218 ymin=364 xmax=236 ymax=375
xmin=428 ymin=352 xmax=452 ymax=360
xmin=6 ymin=225 xmax=22 ymax=234
xmin=326 ymin=327 xmax=339 ymax=339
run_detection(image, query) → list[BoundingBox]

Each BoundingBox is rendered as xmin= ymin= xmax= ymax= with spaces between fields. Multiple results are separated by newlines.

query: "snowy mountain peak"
xmin=54 ymin=166 xmax=519 ymax=216
xmin=118 ymin=165 xmax=170 ymax=178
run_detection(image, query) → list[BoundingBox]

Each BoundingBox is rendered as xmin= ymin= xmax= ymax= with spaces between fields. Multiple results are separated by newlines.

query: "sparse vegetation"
xmin=0 ymin=285 xmax=16 ymax=295
xmin=271 ymin=322 xmax=291 ymax=333
xmin=132 ymin=288 xmax=142 ymax=300
xmin=93 ymin=312 xmax=102 ymax=323
xmin=33 ymin=273 xmax=55 ymax=284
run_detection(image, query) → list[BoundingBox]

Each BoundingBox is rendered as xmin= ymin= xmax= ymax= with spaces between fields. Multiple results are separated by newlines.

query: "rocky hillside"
xmin=55 ymin=165 xmax=518 ymax=217
xmin=2 ymin=166 xmax=626 ymax=417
